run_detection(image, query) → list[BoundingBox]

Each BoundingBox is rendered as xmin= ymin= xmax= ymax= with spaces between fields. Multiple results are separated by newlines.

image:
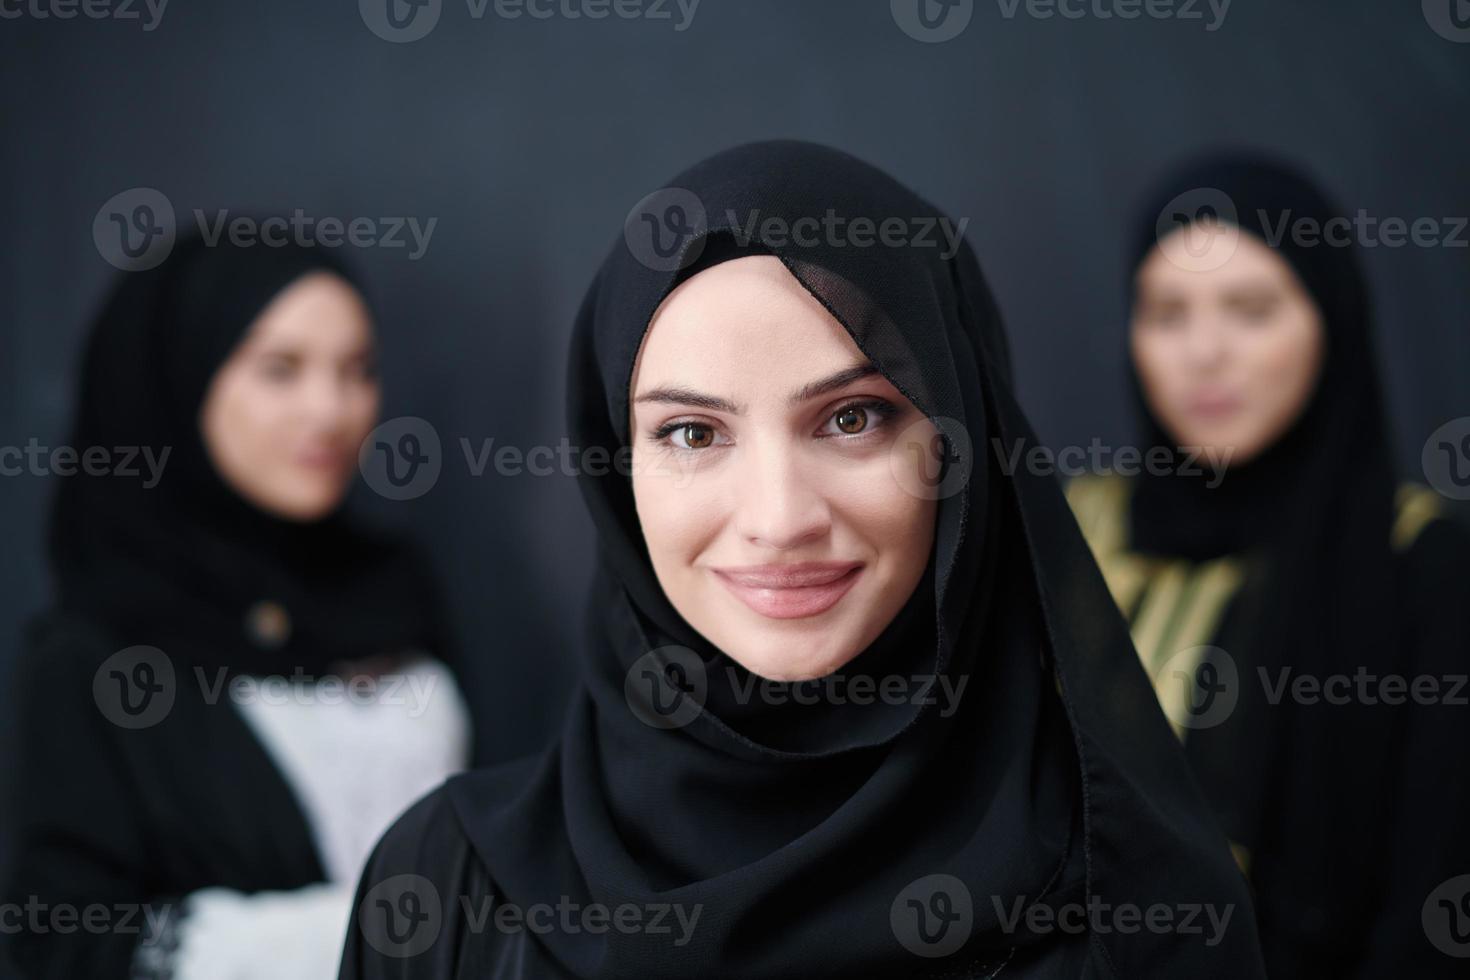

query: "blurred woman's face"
xmin=200 ymin=271 xmax=380 ymax=522
xmin=1131 ymin=224 xmax=1325 ymax=466
xmin=630 ymin=255 xmax=939 ymax=683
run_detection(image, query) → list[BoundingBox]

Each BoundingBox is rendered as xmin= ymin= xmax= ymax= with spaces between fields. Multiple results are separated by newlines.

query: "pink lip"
xmin=712 ymin=561 xmax=864 ymax=620
xmin=1185 ymin=393 xmax=1243 ymax=419
xmin=295 ymin=447 xmax=348 ymax=470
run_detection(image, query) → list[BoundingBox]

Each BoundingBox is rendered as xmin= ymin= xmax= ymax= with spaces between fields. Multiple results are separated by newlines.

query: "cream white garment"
xmin=161 ymin=657 xmax=471 ymax=980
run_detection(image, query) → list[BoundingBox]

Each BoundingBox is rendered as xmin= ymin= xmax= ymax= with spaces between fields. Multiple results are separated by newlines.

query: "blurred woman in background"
xmin=4 ymin=234 xmax=471 ymax=978
xmin=1066 ymin=155 xmax=1470 ymax=976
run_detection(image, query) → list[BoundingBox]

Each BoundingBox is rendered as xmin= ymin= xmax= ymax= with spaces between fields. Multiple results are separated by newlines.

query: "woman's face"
xmin=200 ymin=271 xmax=380 ymax=521
xmin=630 ymin=255 xmax=939 ymax=683
xmin=1131 ymin=225 xmax=1325 ymax=465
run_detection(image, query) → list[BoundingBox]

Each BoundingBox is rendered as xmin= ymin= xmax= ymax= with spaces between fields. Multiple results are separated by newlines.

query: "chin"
xmin=726 ymin=631 xmax=862 ymax=683
xmin=261 ymin=488 xmax=346 ymax=523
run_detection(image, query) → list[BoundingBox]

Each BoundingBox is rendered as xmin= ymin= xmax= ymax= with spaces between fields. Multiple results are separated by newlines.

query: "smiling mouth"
xmin=711 ymin=562 xmax=865 ymax=620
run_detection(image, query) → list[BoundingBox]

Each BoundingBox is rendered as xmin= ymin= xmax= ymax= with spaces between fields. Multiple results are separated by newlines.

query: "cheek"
xmin=832 ymin=455 xmax=935 ymax=557
xmin=1242 ymin=314 xmax=1323 ymax=417
xmin=206 ymin=375 xmax=281 ymax=472
xmin=632 ymin=454 xmax=714 ymax=562
xmin=344 ymin=383 xmax=382 ymax=443
xmin=1130 ymin=331 xmax=1180 ymax=408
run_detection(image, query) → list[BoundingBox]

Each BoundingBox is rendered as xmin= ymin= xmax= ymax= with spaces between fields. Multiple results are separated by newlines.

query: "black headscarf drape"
xmin=1123 ymin=156 xmax=1401 ymax=968
xmin=48 ymin=232 xmax=442 ymax=677
xmin=442 ymin=141 xmax=1262 ymax=977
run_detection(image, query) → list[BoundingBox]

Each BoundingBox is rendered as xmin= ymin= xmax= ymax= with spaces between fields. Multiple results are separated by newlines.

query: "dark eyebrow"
xmin=633 ymin=386 xmax=744 ymax=414
xmin=787 ymin=363 xmax=881 ymax=406
xmin=633 ymin=363 xmax=881 ymax=415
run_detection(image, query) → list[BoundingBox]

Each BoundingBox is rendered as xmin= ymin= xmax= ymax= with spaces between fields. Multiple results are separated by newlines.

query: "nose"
xmin=298 ymin=368 xmax=354 ymax=432
xmin=1180 ymin=314 xmax=1230 ymax=374
xmin=732 ymin=438 xmax=832 ymax=551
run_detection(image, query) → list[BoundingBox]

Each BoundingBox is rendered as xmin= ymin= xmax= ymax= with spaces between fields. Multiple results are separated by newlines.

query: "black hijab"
xmin=1123 ymin=156 xmax=1401 ymax=967
xmin=442 ymin=141 xmax=1262 ymax=976
xmin=48 ymin=232 xmax=443 ymax=677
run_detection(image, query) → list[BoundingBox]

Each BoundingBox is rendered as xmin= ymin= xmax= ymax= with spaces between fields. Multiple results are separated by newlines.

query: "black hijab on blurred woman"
xmin=5 ymin=235 xmax=468 ymax=978
xmin=1066 ymin=156 xmax=1470 ymax=977
xmin=338 ymin=141 xmax=1263 ymax=978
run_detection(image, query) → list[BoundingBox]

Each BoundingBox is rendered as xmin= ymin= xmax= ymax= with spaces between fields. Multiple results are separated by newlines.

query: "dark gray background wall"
xmin=2 ymin=0 xmax=1467 ymax=768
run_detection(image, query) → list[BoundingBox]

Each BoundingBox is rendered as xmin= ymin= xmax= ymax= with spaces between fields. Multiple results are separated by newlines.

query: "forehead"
xmin=1138 ymin=227 xmax=1299 ymax=294
xmin=631 ymin=255 xmax=871 ymax=394
xmin=243 ymin=271 xmax=370 ymax=345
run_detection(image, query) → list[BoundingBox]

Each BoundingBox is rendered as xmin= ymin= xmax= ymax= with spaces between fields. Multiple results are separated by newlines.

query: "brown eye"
xmin=680 ymin=424 xmax=715 ymax=449
xmin=835 ymin=406 xmax=868 ymax=434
